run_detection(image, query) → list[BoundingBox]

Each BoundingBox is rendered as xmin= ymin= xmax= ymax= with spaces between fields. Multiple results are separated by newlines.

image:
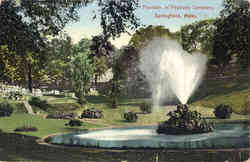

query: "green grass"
xmin=0 ymin=76 xmax=250 ymax=161
xmin=0 ymin=75 xmax=249 ymax=139
xmin=190 ymin=76 xmax=250 ymax=114
xmin=0 ymin=113 xmax=103 ymax=138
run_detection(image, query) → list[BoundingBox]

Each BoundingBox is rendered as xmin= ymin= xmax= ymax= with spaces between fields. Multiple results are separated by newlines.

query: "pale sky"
xmin=65 ymin=0 xmax=224 ymax=48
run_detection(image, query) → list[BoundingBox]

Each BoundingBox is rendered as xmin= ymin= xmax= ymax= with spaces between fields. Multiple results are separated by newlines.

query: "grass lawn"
xmin=0 ymin=113 xmax=103 ymax=138
xmin=190 ymin=76 xmax=250 ymax=114
xmin=0 ymin=76 xmax=250 ymax=161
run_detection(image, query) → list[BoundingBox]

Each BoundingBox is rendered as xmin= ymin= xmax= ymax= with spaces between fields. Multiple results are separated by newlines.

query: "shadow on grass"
xmin=62 ymin=127 xmax=88 ymax=132
xmin=188 ymin=77 xmax=250 ymax=104
xmin=85 ymin=96 xmax=109 ymax=104
xmin=43 ymin=94 xmax=66 ymax=98
xmin=117 ymin=103 xmax=141 ymax=107
xmin=0 ymin=132 xmax=249 ymax=162
xmin=203 ymin=117 xmax=217 ymax=119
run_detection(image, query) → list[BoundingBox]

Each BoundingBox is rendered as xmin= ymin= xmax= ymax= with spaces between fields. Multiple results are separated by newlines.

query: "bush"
xmin=78 ymin=95 xmax=87 ymax=105
xmin=140 ymin=102 xmax=152 ymax=114
xmin=214 ymin=104 xmax=232 ymax=119
xmin=80 ymin=108 xmax=103 ymax=119
xmin=8 ymin=91 xmax=24 ymax=101
xmin=0 ymin=101 xmax=14 ymax=117
xmin=49 ymin=103 xmax=81 ymax=112
xmin=14 ymin=126 xmax=38 ymax=132
xmin=65 ymin=119 xmax=83 ymax=127
xmin=241 ymin=101 xmax=250 ymax=115
xmin=46 ymin=112 xmax=77 ymax=119
xmin=124 ymin=112 xmax=138 ymax=122
xmin=28 ymin=97 xmax=49 ymax=111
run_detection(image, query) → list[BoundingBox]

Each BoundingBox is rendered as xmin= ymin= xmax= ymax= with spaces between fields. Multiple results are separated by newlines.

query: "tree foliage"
xmin=0 ymin=45 xmax=22 ymax=83
xmin=89 ymin=35 xmax=115 ymax=83
xmin=44 ymin=33 xmax=74 ymax=90
xmin=213 ymin=0 xmax=250 ymax=69
xmin=129 ymin=25 xmax=173 ymax=49
xmin=180 ymin=19 xmax=216 ymax=57
xmin=71 ymin=53 xmax=95 ymax=100
xmin=0 ymin=0 xmax=141 ymax=91
xmin=97 ymin=0 xmax=141 ymax=39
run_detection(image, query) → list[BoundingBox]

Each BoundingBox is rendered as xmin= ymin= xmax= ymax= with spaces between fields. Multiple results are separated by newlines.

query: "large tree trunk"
xmin=28 ymin=64 xmax=33 ymax=93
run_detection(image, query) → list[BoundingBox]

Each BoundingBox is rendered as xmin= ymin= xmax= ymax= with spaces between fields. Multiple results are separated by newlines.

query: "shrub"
xmin=0 ymin=101 xmax=14 ymax=117
xmin=80 ymin=108 xmax=103 ymax=119
xmin=28 ymin=97 xmax=49 ymax=111
xmin=49 ymin=103 xmax=81 ymax=112
xmin=14 ymin=126 xmax=38 ymax=132
xmin=124 ymin=112 xmax=138 ymax=122
xmin=78 ymin=95 xmax=87 ymax=105
xmin=140 ymin=102 xmax=152 ymax=114
xmin=65 ymin=119 xmax=83 ymax=127
xmin=214 ymin=104 xmax=232 ymax=119
xmin=8 ymin=91 xmax=24 ymax=101
xmin=46 ymin=112 xmax=77 ymax=119
xmin=15 ymin=102 xmax=27 ymax=113
xmin=240 ymin=101 xmax=250 ymax=115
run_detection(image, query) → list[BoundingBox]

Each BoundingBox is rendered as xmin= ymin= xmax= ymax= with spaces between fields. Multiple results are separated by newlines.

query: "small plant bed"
xmin=140 ymin=102 xmax=152 ymax=114
xmin=8 ymin=91 xmax=24 ymax=101
xmin=46 ymin=112 xmax=77 ymax=120
xmin=124 ymin=112 xmax=138 ymax=122
xmin=28 ymin=97 xmax=49 ymax=111
xmin=14 ymin=126 xmax=38 ymax=132
xmin=80 ymin=108 xmax=103 ymax=119
xmin=214 ymin=104 xmax=232 ymax=119
xmin=157 ymin=104 xmax=214 ymax=135
xmin=65 ymin=119 xmax=83 ymax=127
xmin=0 ymin=101 xmax=14 ymax=117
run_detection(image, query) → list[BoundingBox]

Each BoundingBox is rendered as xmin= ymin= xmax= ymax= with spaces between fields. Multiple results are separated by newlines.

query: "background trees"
xmin=44 ymin=33 xmax=74 ymax=91
xmin=0 ymin=0 xmax=141 ymax=91
xmin=212 ymin=0 xmax=250 ymax=70
xmin=71 ymin=53 xmax=95 ymax=104
xmin=180 ymin=19 xmax=216 ymax=57
xmin=129 ymin=25 xmax=174 ymax=49
xmin=89 ymin=35 xmax=116 ymax=85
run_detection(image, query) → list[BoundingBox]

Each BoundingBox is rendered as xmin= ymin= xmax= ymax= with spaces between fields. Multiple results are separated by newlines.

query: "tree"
xmin=89 ymin=35 xmax=116 ymax=84
xmin=97 ymin=0 xmax=141 ymax=39
xmin=44 ymin=33 xmax=74 ymax=91
xmin=0 ymin=0 xmax=77 ymax=92
xmin=73 ymin=38 xmax=92 ymax=56
xmin=0 ymin=45 xmax=22 ymax=83
xmin=180 ymin=19 xmax=216 ymax=57
xmin=0 ymin=0 xmax=141 ymax=91
xmin=212 ymin=0 xmax=250 ymax=70
xmin=107 ymin=45 xmax=140 ymax=107
xmin=129 ymin=25 xmax=173 ymax=49
xmin=71 ymin=53 xmax=95 ymax=104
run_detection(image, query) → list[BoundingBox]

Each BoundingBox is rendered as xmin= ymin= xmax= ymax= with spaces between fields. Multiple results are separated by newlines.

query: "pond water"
xmin=49 ymin=122 xmax=250 ymax=149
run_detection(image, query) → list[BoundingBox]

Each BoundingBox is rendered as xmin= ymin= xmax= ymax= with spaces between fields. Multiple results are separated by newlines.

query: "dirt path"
xmin=23 ymin=101 xmax=34 ymax=115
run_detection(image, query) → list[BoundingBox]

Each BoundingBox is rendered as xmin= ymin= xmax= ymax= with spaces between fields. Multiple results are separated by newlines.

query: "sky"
xmin=65 ymin=0 xmax=224 ymax=48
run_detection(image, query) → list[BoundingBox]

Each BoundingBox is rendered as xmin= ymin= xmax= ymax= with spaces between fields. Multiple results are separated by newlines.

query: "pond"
xmin=48 ymin=122 xmax=250 ymax=149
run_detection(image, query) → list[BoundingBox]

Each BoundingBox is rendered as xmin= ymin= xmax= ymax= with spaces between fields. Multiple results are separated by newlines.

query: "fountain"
xmin=139 ymin=38 xmax=207 ymax=106
xmin=47 ymin=38 xmax=250 ymax=149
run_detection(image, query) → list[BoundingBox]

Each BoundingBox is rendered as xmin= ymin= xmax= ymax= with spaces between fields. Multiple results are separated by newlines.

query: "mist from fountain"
xmin=139 ymin=38 xmax=207 ymax=106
